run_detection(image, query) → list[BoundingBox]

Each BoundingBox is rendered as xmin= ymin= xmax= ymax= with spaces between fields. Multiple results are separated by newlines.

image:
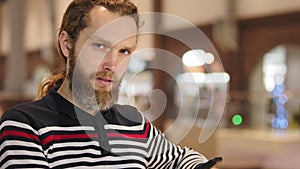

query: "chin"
xmin=95 ymin=86 xmax=112 ymax=93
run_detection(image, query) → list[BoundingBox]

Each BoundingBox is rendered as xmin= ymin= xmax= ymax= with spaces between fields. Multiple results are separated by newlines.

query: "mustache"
xmin=90 ymin=71 xmax=114 ymax=80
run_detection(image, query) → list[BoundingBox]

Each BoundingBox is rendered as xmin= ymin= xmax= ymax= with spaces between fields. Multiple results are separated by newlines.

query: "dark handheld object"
xmin=195 ymin=157 xmax=223 ymax=169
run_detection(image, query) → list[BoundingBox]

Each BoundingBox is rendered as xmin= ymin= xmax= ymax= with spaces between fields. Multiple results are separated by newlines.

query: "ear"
xmin=59 ymin=31 xmax=72 ymax=57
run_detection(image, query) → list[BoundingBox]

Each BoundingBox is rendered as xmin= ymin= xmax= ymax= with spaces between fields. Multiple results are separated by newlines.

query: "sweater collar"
xmin=43 ymin=88 xmax=94 ymax=120
xmin=43 ymin=88 xmax=125 ymax=124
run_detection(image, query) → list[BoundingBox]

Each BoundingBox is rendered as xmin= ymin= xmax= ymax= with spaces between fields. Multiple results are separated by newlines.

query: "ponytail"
xmin=36 ymin=73 xmax=65 ymax=99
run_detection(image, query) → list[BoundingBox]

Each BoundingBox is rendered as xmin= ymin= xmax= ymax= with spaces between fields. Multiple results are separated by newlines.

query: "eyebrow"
xmin=90 ymin=36 xmax=137 ymax=51
xmin=90 ymin=36 xmax=113 ymax=47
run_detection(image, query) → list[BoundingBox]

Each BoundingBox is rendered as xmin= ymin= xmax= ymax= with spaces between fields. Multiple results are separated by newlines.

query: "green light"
xmin=232 ymin=114 xmax=243 ymax=126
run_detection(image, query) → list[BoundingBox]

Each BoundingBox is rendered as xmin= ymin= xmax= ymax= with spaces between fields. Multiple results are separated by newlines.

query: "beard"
xmin=67 ymin=56 xmax=121 ymax=112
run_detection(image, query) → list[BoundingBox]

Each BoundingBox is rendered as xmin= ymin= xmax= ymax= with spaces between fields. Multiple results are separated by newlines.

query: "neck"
xmin=57 ymin=79 xmax=72 ymax=103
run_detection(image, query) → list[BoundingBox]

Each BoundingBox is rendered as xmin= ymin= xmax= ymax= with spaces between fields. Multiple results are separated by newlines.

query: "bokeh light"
xmin=232 ymin=114 xmax=243 ymax=126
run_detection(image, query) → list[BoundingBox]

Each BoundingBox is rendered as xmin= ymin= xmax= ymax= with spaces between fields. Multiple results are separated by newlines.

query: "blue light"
xmin=271 ymin=83 xmax=288 ymax=129
xmin=276 ymin=106 xmax=285 ymax=114
xmin=272 ymin=117 xmax=288 ymax=129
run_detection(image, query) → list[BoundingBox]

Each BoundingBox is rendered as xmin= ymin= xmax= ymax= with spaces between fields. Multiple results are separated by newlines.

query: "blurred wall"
xmin=1 ymin=0 xmax=300 ymax=54
xmin=162 ymin=0 xmax=300 ymax=31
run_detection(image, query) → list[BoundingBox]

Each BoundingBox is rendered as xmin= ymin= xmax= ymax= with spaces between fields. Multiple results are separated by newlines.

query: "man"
xmin=0 ymin=0 xmax=221 ymax=168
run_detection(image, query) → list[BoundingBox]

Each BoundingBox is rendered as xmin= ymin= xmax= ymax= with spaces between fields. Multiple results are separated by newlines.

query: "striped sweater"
xmin=0 ymin=88 xmax=207 ymax=168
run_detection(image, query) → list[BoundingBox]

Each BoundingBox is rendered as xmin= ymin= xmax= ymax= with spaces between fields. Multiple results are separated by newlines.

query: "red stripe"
xmin=107 ymin=122 xmax=150 ymax=139
xmin=0 ymin=130 xmax=39 ymax=141
xmin=42 ymin=133 xmax=98 ymax=146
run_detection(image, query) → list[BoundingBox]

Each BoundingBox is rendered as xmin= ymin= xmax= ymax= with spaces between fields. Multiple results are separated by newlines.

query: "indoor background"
xmin=1 ymin=0 xmax=300 ymax=168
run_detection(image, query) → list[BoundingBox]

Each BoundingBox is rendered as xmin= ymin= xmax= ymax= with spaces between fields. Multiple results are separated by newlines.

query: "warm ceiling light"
xmin=182 ymin=49 xmax=215 ymax=67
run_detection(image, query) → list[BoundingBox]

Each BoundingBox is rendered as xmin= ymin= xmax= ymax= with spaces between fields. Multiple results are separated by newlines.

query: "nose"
xmin=101 ymin=51 xmax=117 ymax=72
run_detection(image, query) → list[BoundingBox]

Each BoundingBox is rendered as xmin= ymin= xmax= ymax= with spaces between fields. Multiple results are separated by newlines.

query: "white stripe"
xmin=1 ymin=159 xmax=49 ymax=169
xmin=0 ymin=120 xmax=39 ymax=135
xmin=44 ymin=141 xmax=99 ymax=155
xmin=50 ymin=155 xmax=146 ymax=168
xmin=178 ymin=151 xmax=207 ymax=168
xmin=109 ymin=137 xmax=152 ymax=148
xmin=50 ymin=157 xmax=104 ymax=167
xmin=154 ymin=139 xmax=169 ymax=168
xmin=38 ymin=126 xmax=95 ymax=135
xmin=148 ymin=134 xmax=165 ymax=166
xmin=104 ymin=118 xmax=145 ymax=130
xmin=167 ymin=143 xmax=175 ymax=168
xmin=0 ymin=150 xmax=46 ymax=164
xmin=70 ymin=163 xmax=145 ymax=169
xmin=111 ymin=147 xmax=148 ymax=156
xmin=108 ymin=126 xmax=155 ymax=157
xmin=47 ymin=149 xmax=101 ymax=159
xmin=0 ymin=140 xmax=43 ymax=152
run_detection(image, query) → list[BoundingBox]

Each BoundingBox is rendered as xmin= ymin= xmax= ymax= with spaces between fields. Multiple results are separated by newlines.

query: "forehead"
xmin=86 ymin=6 xmax=138 ymax=44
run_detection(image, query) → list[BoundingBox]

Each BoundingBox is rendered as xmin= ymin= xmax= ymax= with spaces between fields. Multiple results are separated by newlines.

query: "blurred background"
xmin=1 ymin=0 xmax=300 ymax=168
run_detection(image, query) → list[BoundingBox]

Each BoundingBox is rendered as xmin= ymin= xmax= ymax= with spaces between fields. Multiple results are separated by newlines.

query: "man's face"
xmin=68 ymin=6 xmax=138 ymax=111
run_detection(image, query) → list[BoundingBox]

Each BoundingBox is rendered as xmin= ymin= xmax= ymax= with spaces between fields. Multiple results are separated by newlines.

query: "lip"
xmin=96 ymin=77 xmax=113 ymax=86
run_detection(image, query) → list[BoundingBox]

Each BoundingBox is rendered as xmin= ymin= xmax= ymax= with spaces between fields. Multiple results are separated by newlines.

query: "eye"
xmin=119 ymin=48 xmax=131 ymax=56
xmin=93 ymin=42 xmax=105 ymax=49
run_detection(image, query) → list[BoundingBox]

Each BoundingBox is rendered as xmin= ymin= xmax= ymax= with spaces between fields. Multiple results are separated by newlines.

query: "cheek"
xmin=77 ymin=50 xmax=104 ymax=73
xmin=75 ymin=38 xmax=103 ymax=71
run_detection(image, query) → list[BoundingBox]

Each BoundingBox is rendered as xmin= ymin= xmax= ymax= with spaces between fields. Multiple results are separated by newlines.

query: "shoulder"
xmin=110 ymin=104 xmax=145 ymax=125
xmin=0 ymin=99 xmax=48 ymax=127
xmin=113 ymin=104 xmax=140 ymax=114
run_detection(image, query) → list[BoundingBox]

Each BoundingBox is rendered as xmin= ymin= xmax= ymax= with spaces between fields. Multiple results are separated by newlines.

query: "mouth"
xmin=98 ymin=77 xmax=113 ymax=82
xmin=96 ymin=77 xmax=113 ymax=87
